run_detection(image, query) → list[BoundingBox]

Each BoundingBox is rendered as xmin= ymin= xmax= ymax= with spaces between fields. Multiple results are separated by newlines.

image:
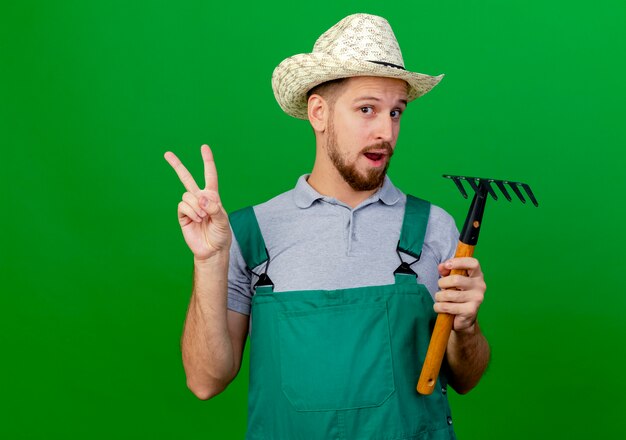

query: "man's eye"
xmin=391 ymin=109 xmax=403 ymax=119
xmin=360 ymin=107 xmax=373 ymax=114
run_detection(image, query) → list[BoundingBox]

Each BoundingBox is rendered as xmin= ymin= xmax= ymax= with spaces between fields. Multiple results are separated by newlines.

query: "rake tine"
xmin=452 ymin=176 xmax=468 ymax=199
xmin=521 ymin=183 xmax=539 ymax=207
xmin=444 ymin=175 xmax=537 ymax=206
xmin=485 ymin=180 xmax=498 ymax=201
xmin=467 ymin=177 xmax=481 ymax=194
xmin=494 ymin=181 xmax=512 ymax=202
xmin=508 ymin=182 xmax=527 ymax=204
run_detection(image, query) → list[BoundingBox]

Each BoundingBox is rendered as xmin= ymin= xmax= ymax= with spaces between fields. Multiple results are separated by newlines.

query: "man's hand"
xmin=164 ymin=145 xmax=231 ymax=260
xmin=435 ymin=256 xmax=490 ymax=393
xmin=165 ymin=145 xmax=246 ymax=400
xmin=434 ymin=257 xmax=486 ymax=333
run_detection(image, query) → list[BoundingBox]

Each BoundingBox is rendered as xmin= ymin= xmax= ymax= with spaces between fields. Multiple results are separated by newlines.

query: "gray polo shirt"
xmin=227 ymin=175 xmax=460 ymax=316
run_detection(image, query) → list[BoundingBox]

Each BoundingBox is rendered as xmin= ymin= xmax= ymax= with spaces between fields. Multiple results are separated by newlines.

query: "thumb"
xmin=438 ymin=262 xmax=451 ymax=277
xmin=199 ymin=196 xmax=229 ymax=224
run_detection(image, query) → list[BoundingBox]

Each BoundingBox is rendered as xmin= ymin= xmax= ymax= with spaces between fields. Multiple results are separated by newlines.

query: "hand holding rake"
xmin=417 ymin=176 xmax=538 ymax=395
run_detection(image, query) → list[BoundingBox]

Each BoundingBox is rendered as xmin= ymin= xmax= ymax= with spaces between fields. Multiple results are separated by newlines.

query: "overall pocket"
xmin=278 ymin=301 xmax=395 ymax=412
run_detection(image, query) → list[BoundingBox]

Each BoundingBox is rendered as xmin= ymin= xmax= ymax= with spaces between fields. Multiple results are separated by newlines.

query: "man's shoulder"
xmin=228 ymin=185 xmax=299 ymax=231
xmin=253 ymin=187 xmax=299 ymax=219
xmin=401 ymin=190 xmax=455 ymax=226
xmin=229 ymin=185 xmax=296 ymax=216
xmin=401 ymin=191 xmax=458 ymax=239
xmin=250 ymin=174 xmax=318 ymax=223
xmin=428 ymin=203 xmax=456 ymax=227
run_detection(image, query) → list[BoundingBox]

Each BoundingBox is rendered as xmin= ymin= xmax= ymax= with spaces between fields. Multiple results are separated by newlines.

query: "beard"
xmin=325 ymin=120 xmax=393 ymax=191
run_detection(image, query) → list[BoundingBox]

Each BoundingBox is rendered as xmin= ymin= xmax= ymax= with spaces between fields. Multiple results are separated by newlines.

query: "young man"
xmin=165 ymin=13 xmax=489 ymax=439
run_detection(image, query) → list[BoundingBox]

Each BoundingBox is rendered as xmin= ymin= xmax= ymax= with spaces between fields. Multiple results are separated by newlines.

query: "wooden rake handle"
xmin=416 ymin=241 xmax=475 ymax=395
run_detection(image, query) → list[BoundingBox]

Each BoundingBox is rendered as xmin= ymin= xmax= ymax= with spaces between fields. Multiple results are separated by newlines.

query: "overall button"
xmin=447 ymin=416 xmax=453 ymax=425
xmin=441 ymin=386 xmax=447 ymax=395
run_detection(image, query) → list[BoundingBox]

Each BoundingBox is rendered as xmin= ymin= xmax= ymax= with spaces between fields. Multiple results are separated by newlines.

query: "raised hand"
xmin=164 ymin=145 xmax=231 ymax=260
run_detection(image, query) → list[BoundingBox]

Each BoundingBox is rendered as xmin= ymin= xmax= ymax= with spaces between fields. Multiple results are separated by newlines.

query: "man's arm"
xmin=164 ymin=145 xmax=248 ymax=400
xmin=435 ymin=257 xmax=491 ymax=394
xmin=181 ymin=254 xmax=249 ymax=400
xmin=445 ymin=322 xmax=490 ymax=394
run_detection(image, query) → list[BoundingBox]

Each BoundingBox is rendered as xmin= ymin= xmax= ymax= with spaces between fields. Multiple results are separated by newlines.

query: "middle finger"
xmin=438 ymin=274 xmax=473 ymax=291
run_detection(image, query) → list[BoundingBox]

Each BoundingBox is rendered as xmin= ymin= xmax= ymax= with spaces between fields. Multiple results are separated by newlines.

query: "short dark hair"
xmin=306 ymin=78 xmax=348 ymax=105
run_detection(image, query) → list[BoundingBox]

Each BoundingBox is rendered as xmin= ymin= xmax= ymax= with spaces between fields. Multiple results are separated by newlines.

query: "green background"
xmin=1 ymin=0 xmax=625 ymax=438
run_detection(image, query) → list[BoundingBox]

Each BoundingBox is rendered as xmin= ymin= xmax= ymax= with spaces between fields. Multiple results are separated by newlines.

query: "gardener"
xmin=165 ymin=13 xmax=490 ymax=439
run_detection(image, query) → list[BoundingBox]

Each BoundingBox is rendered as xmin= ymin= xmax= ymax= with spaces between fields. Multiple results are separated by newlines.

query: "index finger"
xmin=200 ymin=144 xmax=219 ymax=192
xmin=444 ymin=257 xmax=483 ymax=277
xmin=164 ymin=151 xmax=201 ymax=193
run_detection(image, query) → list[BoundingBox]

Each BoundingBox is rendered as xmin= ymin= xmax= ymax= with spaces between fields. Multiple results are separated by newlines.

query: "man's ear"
xmin=307 ymin=94 xmax=328 ymax=133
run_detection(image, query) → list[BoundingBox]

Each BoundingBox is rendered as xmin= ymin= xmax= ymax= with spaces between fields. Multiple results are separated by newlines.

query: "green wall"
xmin=1 ymin=0 xmax=625 ymax=438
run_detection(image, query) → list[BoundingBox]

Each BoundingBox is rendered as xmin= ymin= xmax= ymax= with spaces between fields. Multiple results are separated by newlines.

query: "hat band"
xmin=367 ymin=60 xmax=406 ymax=70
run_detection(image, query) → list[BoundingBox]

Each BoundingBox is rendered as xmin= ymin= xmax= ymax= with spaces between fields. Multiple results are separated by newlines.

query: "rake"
xmin=416 ymin=175 xmax=539 ymax=395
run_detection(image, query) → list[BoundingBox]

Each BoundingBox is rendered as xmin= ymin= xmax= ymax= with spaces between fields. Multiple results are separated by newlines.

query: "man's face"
xmin=324 ymin=76 xmax=408 ymax=191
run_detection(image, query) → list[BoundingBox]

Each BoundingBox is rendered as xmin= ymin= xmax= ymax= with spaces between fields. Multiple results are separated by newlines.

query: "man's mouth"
xmin=364 ymin=152 xmax=385 ymax=161
xmin=362 ymin=144 xmax=393 ymax=167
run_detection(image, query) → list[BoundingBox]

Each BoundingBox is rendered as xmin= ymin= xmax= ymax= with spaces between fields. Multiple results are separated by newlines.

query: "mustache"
xmin=362 ymin=143 xmax=394 ymax=156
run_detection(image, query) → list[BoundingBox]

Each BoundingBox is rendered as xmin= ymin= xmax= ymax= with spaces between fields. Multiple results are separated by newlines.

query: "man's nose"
xmin=374 ymin=115 xmax=395 ymax=143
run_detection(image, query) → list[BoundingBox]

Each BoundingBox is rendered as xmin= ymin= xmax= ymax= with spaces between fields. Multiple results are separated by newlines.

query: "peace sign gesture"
xmin=164 ymin=145 xmax=231 ymax=261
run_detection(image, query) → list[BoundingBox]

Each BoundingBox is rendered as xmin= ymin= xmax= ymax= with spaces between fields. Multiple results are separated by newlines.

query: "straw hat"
xmin=272 ymin=13 xmax=444 ymax=120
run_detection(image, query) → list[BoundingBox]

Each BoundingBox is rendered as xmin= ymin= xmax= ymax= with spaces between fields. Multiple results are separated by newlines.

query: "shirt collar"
xmin=293 ymin=174 xmax=401 ymax=209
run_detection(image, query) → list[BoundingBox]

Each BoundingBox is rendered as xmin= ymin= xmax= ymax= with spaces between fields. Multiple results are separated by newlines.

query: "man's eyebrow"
xmin=353 ymin=96 xmax=408 ymax=106
xmin=354 ymin=96 xmax=381 ymax=102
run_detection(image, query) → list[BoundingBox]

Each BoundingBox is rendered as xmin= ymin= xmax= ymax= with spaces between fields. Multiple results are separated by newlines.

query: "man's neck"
xmin=307 ymin=164 xmax=380 ymax=209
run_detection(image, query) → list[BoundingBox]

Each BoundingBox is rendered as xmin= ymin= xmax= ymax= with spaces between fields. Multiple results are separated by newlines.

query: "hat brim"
xmin=272 ymin=52 xmax=444 ymax=119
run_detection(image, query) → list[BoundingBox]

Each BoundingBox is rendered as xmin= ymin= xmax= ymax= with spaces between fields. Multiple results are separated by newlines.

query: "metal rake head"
xmin=443 ymin=175 xmax=539 ymax=207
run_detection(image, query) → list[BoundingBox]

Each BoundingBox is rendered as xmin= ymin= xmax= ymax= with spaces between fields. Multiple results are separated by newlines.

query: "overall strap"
xmin=229 ymin=206 xmax=274 ymax=290
xmin=394 ymin=195 xmax=431 ymax=282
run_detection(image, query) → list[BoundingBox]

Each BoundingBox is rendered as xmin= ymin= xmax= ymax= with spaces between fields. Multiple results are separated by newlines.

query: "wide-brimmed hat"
xmin=272 ymin=13 xmax=444 ymax=120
